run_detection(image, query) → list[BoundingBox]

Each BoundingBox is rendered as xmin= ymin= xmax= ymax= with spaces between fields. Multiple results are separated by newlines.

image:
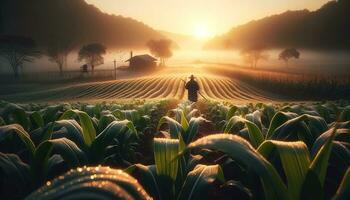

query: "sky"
xmin=86 ymin=0 xmax=328 ymax=38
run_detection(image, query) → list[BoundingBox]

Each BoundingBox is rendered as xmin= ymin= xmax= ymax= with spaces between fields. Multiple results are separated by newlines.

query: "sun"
xmin=194 ymin=24 xmax=211 ymax=39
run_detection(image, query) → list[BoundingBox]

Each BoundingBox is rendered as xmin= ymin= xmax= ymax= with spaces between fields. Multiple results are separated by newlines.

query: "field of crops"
xmin=0 ymin=68 xmax=281 ymax=103
xmin=0 ymin=99 xmax=349 ymax=199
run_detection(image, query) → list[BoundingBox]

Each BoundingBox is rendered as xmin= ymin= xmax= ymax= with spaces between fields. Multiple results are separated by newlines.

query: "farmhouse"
xmin=125 ymin=52 xmax=157 ymax=72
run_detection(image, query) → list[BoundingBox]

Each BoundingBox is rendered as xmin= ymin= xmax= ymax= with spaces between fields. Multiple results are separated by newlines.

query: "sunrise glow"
xmin=194 ymin=23 xmax=211 ymax=39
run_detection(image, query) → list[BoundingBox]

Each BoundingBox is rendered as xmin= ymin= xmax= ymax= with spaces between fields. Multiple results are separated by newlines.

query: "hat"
xmin=189 ymin=75 xmax=195 ymax=79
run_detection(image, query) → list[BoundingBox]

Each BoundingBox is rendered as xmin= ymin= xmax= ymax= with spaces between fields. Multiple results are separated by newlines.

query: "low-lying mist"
xmin=0 ymin=48 xmax=349 ymax=75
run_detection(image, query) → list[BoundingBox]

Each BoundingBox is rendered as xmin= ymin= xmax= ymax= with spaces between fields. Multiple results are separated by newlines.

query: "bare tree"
xmin=78 ymin=43 xmax=106 ymax=74
xmin=240 ymin=45 xmax=268 ymax=68
xmin=279 ymin=48 xmax=300 ymax=67
xmin=147 ymin=39 xmax=173 ymax=66
xmin=47 ymin=41 xmax=73 ymax=76
xmin=0 ymin=35 xmax=41 ymax=78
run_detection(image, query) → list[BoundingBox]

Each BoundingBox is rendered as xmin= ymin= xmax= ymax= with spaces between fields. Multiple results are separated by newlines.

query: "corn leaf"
xmin=333 ymin=166 xmax=350 ymax=200
xmin=177 ymin=164 xmax=225 ymax=200
xmin=126 ymin=164 xmax=164 ymax=200
xmin=26 ymin=166 xmax=152 ymax=200
xmin=0 ymin=103 xmax=30 ymax=130
xmin=97 ymin=114 xmax=117 ymax=133
xmin=0 ymin=153 xmax=31 ymax=199
xmin=186 ymin=134 xmax=289 ymax=200
xmin=90 ymin=120 xmax=136 ymax=163
xmin=225 ymin=106 xmax=238 ymax=120
xmin=154 ymin=138 xmax=179 ymax=181
xmin=224 ymin=116 xmax=264 ymax=148
xmin=52 ymin=120 xmax=85 ymax=148
xmin=184 ymin=117 xmax=209 ymax=144
xmin=29 ymin=111 xmax=44 ymax=128
xmin=0 ymin=124 xmax=35 ymax=156
xmin=59 ymin=109 xmax=96 ymax=146
xmin=258 ymin=140 xmax=311 ymax=199
xmin=309 ymin=127 xmax=338 ymax=187
xmin=266 ymin=112 xmax=298 ymax=139
xmin=270 ymin=115 xmax=314 ymax=147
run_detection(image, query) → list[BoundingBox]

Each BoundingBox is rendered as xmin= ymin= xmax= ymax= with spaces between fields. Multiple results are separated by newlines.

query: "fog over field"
xmin=1 ymin=47 xmax=349 ymax=75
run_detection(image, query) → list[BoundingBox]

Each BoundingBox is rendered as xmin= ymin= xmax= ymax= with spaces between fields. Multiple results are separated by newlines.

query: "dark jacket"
xmin=185 ymin=80 xmax=200 ymax=102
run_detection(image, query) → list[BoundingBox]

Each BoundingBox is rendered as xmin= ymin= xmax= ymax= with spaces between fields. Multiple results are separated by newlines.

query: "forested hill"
xmin=205 ymin=0 xmax=350 ymax=50
xmin=0 ymin=0 xmax=165 ymax=48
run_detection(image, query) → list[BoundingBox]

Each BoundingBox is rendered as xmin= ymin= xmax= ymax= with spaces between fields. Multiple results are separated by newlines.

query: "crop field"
xmin=0 ymin=99 xmax=349 ymax=199
xmin=0 ymin=68 xmax=282 ymax=103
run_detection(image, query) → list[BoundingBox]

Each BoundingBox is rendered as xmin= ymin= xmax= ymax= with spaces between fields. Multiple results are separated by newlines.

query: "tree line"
xmin=0 ymin=35 xmax=174 ymax=78
xmin=240 ymin=45 xmax=300 ymax=69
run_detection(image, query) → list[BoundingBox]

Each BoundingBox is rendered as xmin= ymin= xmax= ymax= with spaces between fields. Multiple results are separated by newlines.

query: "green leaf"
xmin=97 ymin=114 xmax=117 ymax=133
xmin=178 ymin=164 xmax=225 ymax=200
xmin=126 ymin=164 xmax=163 ymax=200
xmin=0 ymin=116 xmax=5 ymax=126
xmin=339 ymin=106 xmax=350 ymax=122
xmin=225 ymin=106 xmax=238 ymax=121
xmin=0 ymin=153 xmax=31 ymax=199
xmin=245 ymin=110 xmax=263 ymax=130
xmin=168 ymin=108 xmax=189 ymax=130
xmin=258 ymin=140 xmax=311 ymax=199
xmin=309 ymin=127 xmax=338 ymax=187
xmin=26 ymin=166 xmax=152 ymax=200
xmin=266 ymin=112 xmax=298 ymax=139
xmin=29 ymin=111 xmax=44 ymax=128
xmin=186 ymin=134 xmax=289 ymax=200
xmin=158 ymin=116 xmax=184 ymax=140
xmin=184 ymin=117 xmax=209 ymax=144
xmin=0 ymin=103 xmax=30 ymax=130
xmin=36 ymin=138 xmax=86 ymax=167
xmin=333 ymin=167 xmax=350 ymax=200
xmin=90 ymin=120 xmax=137 ymax=163
xmin=270 ymin=115 xmax=314 ymax=147
xmin=224 ymin=116 xmax=264 ymax=148
xmin=42 ymin=104 xmax=65 ymax=124
xmin=59 ymin=109 xmax=96 ymax=146
xmin=52 ymin=120 xmax=85 ymax=148
xmin=154 ymin=138 xmax=180 ymax=181
xmin=299 ymin=170 xmax=324 ymax=200
xmin=112 ymin=109 xmax=140 ymax=122
xmin=0 ymin=124 xmax=35 ymax=156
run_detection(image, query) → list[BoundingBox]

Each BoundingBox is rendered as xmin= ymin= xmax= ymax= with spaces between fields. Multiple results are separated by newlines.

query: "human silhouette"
xmin=185 ymin=75 xmax=200 ymax=102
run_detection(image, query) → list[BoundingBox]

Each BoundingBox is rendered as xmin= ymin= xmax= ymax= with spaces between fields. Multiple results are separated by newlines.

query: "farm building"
xmin=125 ymin=52 xmax=157 ymax=72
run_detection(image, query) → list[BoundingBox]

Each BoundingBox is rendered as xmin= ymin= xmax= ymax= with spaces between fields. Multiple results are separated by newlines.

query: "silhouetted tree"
xmin=240 ymin=45 xmax=268 ymax=68
xmin=0 ymin=35 xmax=41 ymax=78
xmin=78 ymin=43 xmax=106 ymax=74
xmin=279 ymin=48 xmax=300 ymax=67
xmin=147 ymin=39 xmax=173 ymax=66
xmin=47 ymin=41 xmax=73 ymax=76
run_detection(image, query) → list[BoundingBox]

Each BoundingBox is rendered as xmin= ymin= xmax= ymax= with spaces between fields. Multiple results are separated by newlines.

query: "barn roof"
xmin=125 ymin=54 xmax=157 ymax=62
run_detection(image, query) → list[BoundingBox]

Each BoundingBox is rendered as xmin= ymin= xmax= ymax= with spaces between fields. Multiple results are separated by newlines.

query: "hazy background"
xmin=0 ymin=0 xmax=349 ymax=75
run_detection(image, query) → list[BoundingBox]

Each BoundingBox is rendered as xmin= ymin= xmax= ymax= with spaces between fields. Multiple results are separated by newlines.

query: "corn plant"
xmin=26 ymin=166 xmax=152 ymax=200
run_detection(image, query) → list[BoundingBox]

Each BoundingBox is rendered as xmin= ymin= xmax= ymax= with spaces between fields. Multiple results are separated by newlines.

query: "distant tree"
xmin=240 ymin=45 xmax=268 ymax=68
xmin=78 ymin=43 xmax=106 ymax=74
xmin=147 ymin=39 xmax=173 ymax=66
xmin=0 ymin=35 xmax=41 ymax=78
xmin=47 ymin=41 xmax=73 ymax=76
xmin=279 ymin=48 xmax=300 ymax=67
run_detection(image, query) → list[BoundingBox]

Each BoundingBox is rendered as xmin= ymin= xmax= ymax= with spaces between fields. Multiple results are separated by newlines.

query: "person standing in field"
xmin=185 ymin=75 xmax=200 ymax=102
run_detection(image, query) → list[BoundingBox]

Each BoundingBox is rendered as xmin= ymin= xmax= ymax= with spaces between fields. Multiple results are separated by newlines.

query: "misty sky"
xmin=85 ymin=0 xmax=329 ymax=37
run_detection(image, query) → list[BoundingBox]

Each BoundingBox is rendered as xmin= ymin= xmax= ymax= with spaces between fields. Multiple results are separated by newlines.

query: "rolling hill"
xmin=0 ymin=0 xmax=165 ymax=48
xmin=205 ymin=0 xmax=350 ymax=50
